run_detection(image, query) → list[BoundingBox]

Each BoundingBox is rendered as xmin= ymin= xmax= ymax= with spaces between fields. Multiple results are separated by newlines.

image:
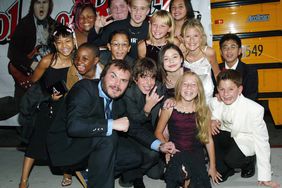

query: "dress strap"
xmin=144 ymin=40 xmax=148 ymax=46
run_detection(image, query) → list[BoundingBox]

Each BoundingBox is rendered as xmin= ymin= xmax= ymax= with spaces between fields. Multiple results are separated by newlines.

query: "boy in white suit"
xmin=210 ymin=70 xmax=279 ymax=187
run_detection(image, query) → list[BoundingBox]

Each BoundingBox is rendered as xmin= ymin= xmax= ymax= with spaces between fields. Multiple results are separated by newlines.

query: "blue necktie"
xmin=105 ymin=99 xmax=112 ymax=119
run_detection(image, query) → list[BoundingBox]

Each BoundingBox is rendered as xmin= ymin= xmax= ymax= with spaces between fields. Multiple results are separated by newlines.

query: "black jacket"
xmin=219 ymin=61 xmax=258 ymax=101
xmin=47 ymin=79 xmax=157 ymax=166
xmin=88 ymin=17 xmax=149 ymax=59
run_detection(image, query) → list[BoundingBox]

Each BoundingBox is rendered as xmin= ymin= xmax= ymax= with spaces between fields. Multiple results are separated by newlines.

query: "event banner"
xmin=0 ymin=0 xmax=211 ymax=126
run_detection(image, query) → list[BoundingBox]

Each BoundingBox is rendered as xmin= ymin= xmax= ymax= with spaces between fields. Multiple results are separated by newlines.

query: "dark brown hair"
xmin=29 ymin=0 xmax=53 ymax=17
xmin=169 ymin=0 xmax=194 ymax=19
xmin=133 ymin=57 xmax=159 ymax=81
xmin=216 ymin=69 xmax=242 ymax=87
xmin=100 ymin=59 xmax=133 ymax=82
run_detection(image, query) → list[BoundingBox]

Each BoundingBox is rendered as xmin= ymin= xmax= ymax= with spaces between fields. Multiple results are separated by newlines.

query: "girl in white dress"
xmin=181 ymin=19 xmax=220 ymax=103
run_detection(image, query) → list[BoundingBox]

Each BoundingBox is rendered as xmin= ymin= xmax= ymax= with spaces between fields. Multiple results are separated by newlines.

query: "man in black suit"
xmin=47 ymin=60 xmax=175 ymax=188
xmin=219 ymin=33 xmax=258 ymax=101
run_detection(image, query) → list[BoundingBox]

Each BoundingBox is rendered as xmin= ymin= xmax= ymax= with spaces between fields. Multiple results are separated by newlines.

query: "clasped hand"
xmin=112 ymin=117 xmax=129 ymax=132
xmin=159 ymin=142 xmax=178 ymax=154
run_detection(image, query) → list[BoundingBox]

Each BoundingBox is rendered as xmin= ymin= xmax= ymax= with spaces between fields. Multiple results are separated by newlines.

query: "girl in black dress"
xmin=19 ymin=25 xmax=75 ymax=188
xmin=137 ymin=10 xmax=179 ymax=63
xmin=155 ymin=71 xmax=221 ymax=188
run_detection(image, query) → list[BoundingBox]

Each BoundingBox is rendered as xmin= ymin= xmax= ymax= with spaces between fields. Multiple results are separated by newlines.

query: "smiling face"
xmin=135 ymin=73 xmax=156 ymax=95
xmin=102 ymin=64 xmax=131 ymax=98
xmin=220 ymin=39 xmax=241 ymax=67
xmin=110 ymin=0 xmax=129 ymax=20
xmin=180 ymin=74 xmax=199 ymax=102
xmin=108 ymin=33 xmax=131 ymax=60
xmin=74 ymin=47 xmax=98 ymax=76
xmin=33 ymin=0 xmax=49 ymax=20
xmin=54 ymin=35 xmax=74 ymax=57
xmin=163 ymin=48 xmax=183 ymax=72
xmin=150 ymin=17 xmax=171 ymax=40
xmin=183 ymin=27 xmax=202 ymax=51
xmin=217 ymin=79 xmax=243 ymax=105
xmin=170 ymin=0 xmax=187 ymax=21
xmin=128 ymin=0 xmax=150 ymax=27
xmin=78 ymin=7 xmax=96 ymax=32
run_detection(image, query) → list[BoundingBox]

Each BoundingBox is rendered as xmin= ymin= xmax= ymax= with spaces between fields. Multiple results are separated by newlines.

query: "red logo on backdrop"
xmin=214 ymin=19 xmax=224 ymax=24
xmin=0 ymin=0 xmax=21 ymax=44
xmin=0 ymin=0 xmax=170 ymax=45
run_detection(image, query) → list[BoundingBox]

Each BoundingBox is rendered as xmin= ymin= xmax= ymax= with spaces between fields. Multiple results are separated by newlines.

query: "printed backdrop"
xmin=0 ymin=0 xmax=211 ymax=126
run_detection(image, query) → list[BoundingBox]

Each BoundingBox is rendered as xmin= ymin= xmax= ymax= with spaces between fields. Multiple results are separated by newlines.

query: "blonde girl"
xmin=138 ymin=10 xmax=179 ymax=63
xmin=155 ymin=71 xmax=220 ymax=188
xmin=182 ymin=18 xmax=220 ymax=103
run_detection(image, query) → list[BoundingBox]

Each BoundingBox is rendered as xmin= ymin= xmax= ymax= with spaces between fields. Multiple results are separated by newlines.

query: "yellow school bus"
xmin=211 ymin=0 xmax=282 ymax=126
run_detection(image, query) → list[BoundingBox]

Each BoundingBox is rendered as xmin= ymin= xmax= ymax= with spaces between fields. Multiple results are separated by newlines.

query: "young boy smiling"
xmin=88 ymin=0 xmax=151 ymax=59
xmin=209 ymin=70 xmax=279 ymax=188
xmin=219 ymin=34 xmax=258 ymax=101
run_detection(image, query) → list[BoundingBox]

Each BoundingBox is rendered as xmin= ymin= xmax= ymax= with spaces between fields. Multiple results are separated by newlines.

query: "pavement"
xmin=0 ymin=111 xmax=282 ymax=188
xmin=0 ymin=148 xmax=281 ymax=188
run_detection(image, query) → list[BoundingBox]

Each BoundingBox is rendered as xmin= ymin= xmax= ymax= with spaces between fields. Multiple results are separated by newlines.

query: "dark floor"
xmin=0 ymin=110 xmax=281 ymax=147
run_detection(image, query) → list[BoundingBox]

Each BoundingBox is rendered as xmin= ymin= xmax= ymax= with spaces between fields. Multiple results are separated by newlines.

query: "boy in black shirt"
xmin=88 ymin=0 xmax=151 ymax=59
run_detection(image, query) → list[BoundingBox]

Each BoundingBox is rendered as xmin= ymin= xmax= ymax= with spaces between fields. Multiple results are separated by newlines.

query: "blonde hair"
xmin=181 ymin=18 xmax=207 ymax=48
xmin=148 ymin=10 xmax=175 ymax=44
xmin=174 ymin=71 xmax=210 ymax=143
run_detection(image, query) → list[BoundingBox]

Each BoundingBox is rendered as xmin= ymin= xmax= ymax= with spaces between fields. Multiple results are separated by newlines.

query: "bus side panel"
xmin=211 ymin=2 xmax=282 ymax=35
xmin=213 ymin=36 xmax=282 ymax=64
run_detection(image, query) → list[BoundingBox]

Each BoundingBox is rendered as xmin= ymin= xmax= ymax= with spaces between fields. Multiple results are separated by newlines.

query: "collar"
xmin=98 ymin=81 xmax=111 ymax=101
xmin=34 ymin=16 xmax=48 ymax=28
xmin=225 ymin=59 xmax=239 ymax=70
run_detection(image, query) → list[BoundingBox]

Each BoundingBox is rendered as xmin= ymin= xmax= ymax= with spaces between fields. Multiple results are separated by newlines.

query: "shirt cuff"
xmin=106 ymin=119 xmax=113 ymax=136
xmin=151 ymin=139 xmax=162 ymax=151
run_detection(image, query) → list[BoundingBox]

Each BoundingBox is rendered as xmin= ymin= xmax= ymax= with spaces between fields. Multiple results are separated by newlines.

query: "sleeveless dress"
xmin=165 ymin=109 xmax=211 ymax=188
xmin=145 ymin=40 xmax=163 ymax=63
xmin=25 ymin=66 xmax=69 ymax=160
xmin=183 ymin=47 xmax=214 ymax=103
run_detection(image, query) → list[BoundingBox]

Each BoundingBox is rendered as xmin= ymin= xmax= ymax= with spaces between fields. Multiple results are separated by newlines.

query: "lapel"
xmin=88 ymin=80 xmax=107 ymax=118
xmin=235 ymin=61 xmax=244 ymax=73
xmin=219 ymin=62 xmax=225 ymax=70
xmin=230 ymin=95 xmax=247 ymax=137
xmin=112 ymin=97 xmax=127 ymax=119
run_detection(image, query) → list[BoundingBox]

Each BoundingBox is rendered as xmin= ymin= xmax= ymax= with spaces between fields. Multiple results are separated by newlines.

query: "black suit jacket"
xmin=123 ymin=82 xmax=166 ymax=131
xmin=47 ymin=79 xmax=156 ymax=166
xmin=219 ymin=61 xmax=258 ymax=101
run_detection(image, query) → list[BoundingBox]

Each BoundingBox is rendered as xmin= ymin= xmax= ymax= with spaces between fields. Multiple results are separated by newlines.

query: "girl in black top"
xmin=19 ymin=25 xmax=75 ymax=188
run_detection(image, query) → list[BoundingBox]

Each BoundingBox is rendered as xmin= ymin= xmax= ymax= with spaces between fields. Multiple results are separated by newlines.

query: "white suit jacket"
xmin=209 ymin=95 xmax=271 ymax=181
